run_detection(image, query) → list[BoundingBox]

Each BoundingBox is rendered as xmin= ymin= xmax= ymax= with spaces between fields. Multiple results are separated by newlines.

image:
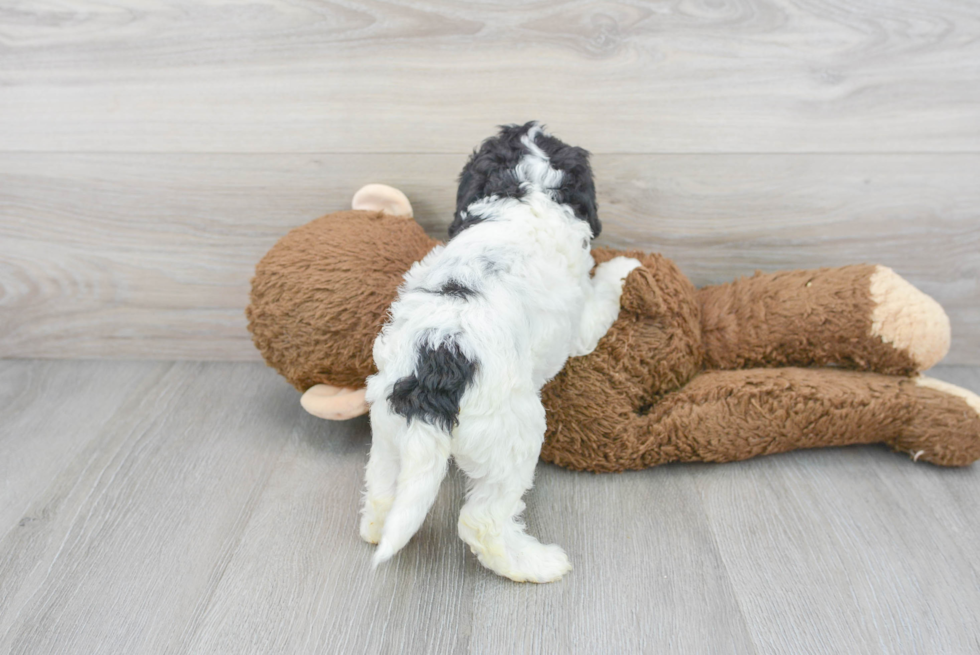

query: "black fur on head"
xmin=449 ymin=121 xmax=601 ymax=239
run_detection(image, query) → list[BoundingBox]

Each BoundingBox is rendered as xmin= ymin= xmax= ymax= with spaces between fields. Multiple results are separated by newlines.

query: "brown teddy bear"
xmin=247 ymin=185 xmax=980 ymax=472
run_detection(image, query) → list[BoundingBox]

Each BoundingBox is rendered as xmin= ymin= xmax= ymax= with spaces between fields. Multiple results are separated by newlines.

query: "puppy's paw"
xmin=359 ymin=496 xmax=393 ymax=544
xmin=470 ymin=537 xmax=572 ymax=583
xmin=594 ymin=256 xmax=643 ymax=291
xmin=573 ymin=257 xmax=644 ymax=358
xmin=500 ymin=542 xmax=573 ymax=584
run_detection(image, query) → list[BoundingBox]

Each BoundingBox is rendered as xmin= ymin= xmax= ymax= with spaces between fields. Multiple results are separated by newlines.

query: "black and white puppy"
xmin=361 ymin=122 xmax=640 ymax=582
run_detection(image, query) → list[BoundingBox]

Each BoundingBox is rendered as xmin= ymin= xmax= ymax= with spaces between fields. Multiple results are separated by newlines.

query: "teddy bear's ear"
xmin=300 ymin=385 xmax=369 ymax=420
xmin=351 ymin=184 xmax=414 ymax=218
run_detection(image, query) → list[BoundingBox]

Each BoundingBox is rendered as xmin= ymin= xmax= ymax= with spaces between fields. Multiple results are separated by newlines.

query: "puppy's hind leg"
xmin=454 ymin=395 xmax=572 ymax=583
xmin=372 ymin=421 xmax=451 ymax=566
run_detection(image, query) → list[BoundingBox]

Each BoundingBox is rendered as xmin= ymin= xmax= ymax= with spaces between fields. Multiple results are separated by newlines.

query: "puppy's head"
xmin=450 ymin=121 xmax=600 ymax=239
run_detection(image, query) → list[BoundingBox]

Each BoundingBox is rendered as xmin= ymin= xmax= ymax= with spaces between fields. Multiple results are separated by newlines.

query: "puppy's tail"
xmin=374 ymin=338 xmax=476 ymax=567
xmin=373 ymin=420 xmax=452 ymax=567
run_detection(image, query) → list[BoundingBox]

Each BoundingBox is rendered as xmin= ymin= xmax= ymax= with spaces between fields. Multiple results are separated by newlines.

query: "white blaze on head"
xmin=515 ymin=123 xmax=564 ymax=192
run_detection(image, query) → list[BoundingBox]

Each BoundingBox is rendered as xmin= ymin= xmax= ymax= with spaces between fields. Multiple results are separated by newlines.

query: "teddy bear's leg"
xmin=646 ymin=369 xmax=979 ymax=468
xmin=600 ymin=368 xmax=912 ymax=469
xmin=699 ymin=265 xmax=950 ymax=375
xmin=540 ymin=367 xmax=980 ymax=472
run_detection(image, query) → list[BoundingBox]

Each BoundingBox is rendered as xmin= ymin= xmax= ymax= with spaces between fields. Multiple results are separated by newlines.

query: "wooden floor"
xmin=2 ymin=359 xmax=979 ymax=654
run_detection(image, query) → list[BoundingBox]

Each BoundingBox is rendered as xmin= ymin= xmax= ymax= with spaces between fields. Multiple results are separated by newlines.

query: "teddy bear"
xmin=246 ymin=185 xmax=980 ymax=472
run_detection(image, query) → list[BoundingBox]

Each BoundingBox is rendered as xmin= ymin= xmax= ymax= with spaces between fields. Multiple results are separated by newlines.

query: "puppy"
xmin=361 ymin=122 xmax=641 ymax=582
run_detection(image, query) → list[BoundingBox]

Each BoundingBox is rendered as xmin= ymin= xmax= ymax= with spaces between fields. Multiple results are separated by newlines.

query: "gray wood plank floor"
xmin=2 ymin=360 xmax=979 ymax=654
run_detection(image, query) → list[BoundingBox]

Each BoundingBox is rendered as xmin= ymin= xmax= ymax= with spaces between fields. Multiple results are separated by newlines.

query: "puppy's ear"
xmin=450 ymin=153 xmax=483 ymax=238
xmin=450 ymin=124 xmax=530 ymax=239
xmin=536 ymin=138 xmax=601 ymax=238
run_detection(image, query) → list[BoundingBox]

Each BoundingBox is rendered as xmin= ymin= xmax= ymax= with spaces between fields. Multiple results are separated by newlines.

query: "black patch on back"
xmin=387 ymin=340 xmax=477 ymax=432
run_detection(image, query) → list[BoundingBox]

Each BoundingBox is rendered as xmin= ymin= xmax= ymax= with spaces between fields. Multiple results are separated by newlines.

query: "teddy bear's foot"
xmin=889 ymin=376 xmax=980 ymax=466
xmin=300 ymin=385 xmax=369 ymax=420
xmin=351 ymin=184 xmax=414 ymax=218
xmin=869 ymin=266 xmax=950 ymax=371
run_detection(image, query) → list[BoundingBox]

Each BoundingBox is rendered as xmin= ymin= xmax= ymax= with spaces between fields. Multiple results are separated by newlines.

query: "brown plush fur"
xmin=247 ymin=210 xmax=438 ymax=391
xmin=247 ymin=211 xmax=980 ymax=471
xmin=699 ymin=266 xmax=918 ymax=375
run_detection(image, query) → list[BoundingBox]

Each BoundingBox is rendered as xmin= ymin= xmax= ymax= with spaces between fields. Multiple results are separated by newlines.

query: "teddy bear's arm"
xmin=697 ymin=265 xmax=950 ymax=375
xmin=541 ymin=367 xmax=980 ymax=472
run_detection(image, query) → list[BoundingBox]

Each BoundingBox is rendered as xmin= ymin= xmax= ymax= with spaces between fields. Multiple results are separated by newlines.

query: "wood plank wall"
xmin=1 ymin=1 xmax=978 ymax=363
